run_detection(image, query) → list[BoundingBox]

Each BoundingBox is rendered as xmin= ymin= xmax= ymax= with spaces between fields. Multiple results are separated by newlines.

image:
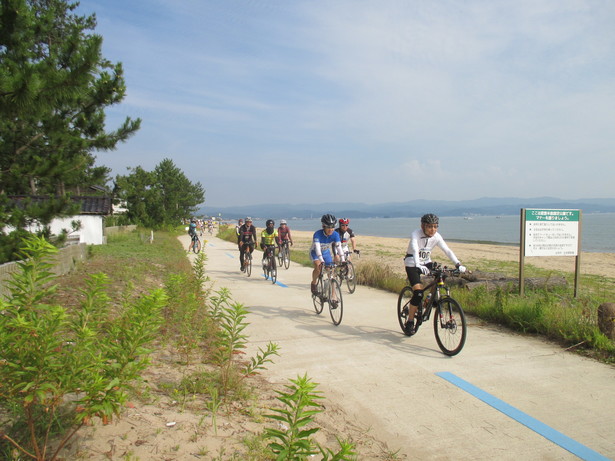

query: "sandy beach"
xmin=289 ymin=229 xmax=615 ymax=280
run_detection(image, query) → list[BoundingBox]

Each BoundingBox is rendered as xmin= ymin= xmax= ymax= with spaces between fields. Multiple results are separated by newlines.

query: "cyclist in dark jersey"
xmin=335 ymin=218 xmax=359 ymax=260
xmin=237 ymin=217 xmax=257 ymax=271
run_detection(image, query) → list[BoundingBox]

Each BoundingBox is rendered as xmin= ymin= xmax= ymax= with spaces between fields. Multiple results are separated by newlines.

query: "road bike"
xmin=277 ymin=240 xmax=291 ymax=270
xmin=312 ymin=263 xmax=343 ymax=325
xmin=189 ymin=233 xmax=201 ymax=254
xmin=262 ymin=245 xmax=277 ymax=284
xmin=241 ymin=244 xmax=253 ymax=277
xmin=336 ymin=250 xmax=358 ymax=293
xmin=397 ymin=263 xmax=467 ymax=356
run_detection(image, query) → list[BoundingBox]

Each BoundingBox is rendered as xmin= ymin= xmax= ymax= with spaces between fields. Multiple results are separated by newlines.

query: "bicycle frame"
xmin=417 ymin=269 xmax=451 ymax=322
xmin=397 ymin=263 xmax=467 ymax=355
xmin=263 ymin=245 xmax=277 ymax=283
xmin=313 ymin=262 xmax=344 ymax=325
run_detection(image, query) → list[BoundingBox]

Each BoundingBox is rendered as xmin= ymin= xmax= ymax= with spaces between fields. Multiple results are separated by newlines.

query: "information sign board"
xmin=524 ymin=209 xmax=580 ymax=257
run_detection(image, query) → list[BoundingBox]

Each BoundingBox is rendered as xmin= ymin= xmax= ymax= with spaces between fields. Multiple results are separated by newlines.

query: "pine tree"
xmin=115 ymin=159 xmax=205 ymax=229
xmin=0 ymin=0 xmax=141 ymax=261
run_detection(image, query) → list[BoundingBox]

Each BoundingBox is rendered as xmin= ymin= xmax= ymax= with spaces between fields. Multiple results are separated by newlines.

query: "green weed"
xmin=0 ymin=236 xmax=166 ymax=461
xmin=264 ymin=374 xmax=356 ymax=460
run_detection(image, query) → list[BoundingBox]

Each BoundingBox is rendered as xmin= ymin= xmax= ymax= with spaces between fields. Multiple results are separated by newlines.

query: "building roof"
xmin=8 ymin=195 xmax=113 ymax=215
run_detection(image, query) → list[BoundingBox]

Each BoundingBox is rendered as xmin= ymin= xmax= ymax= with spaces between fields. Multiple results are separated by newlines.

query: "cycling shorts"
xmin=405 ymin=262 xmax=435 ymax=286
xmin=310 ymin=248 xmax=333 ymax=266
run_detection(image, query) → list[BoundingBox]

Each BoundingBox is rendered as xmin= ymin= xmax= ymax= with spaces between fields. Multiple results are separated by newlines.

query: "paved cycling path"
xmin=185 ymin=235 xmax=615 ymax=460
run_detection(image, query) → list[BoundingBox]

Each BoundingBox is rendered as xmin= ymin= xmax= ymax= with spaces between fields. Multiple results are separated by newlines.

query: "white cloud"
xmin=83 ymin=0 xmax=615 ymax=205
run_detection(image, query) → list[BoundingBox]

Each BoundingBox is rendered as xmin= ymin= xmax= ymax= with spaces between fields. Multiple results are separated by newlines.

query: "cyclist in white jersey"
xmin=403 ymin=214 xmax=466 ymax=333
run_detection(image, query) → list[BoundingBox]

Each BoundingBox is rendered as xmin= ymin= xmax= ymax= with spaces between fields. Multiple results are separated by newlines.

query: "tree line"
xmin=0 ymin=0 xmax=204 ymax=262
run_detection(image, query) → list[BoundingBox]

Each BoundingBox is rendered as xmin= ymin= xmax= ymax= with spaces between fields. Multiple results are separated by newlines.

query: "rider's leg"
xmin=405 ymin=267 xmax=424 ymax=328
xmin=310 ymin=250 xmax=323 ymax=294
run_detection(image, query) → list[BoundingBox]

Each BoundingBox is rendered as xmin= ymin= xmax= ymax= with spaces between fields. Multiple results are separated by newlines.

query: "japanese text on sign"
xmin=524 ymin=209 xmax=579 ymax=257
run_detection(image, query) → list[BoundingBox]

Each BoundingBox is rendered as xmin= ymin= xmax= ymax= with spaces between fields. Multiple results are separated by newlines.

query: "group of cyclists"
xmin=202 ymin=212 xmax=467 ymax=332
xmin=185 ymin=217 xmax=215 ymax=236
xmin=236 ymin=217 xmax=295 ymax=272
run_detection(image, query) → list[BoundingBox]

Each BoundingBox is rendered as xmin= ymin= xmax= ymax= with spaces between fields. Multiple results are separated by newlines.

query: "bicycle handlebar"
xmin=429 ymin=262 xmax=464 ymax=277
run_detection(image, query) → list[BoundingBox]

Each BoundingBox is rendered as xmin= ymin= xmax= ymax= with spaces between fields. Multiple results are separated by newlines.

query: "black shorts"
xmin=405 ymin=262 xmax=435 ymax=286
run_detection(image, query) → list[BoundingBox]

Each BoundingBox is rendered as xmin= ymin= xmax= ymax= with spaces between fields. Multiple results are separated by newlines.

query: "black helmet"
xmin=321 ymin=214 xmax=337 ymax=227
xmin=421 ymin=213 xmax=439 ymax=225
xmin=266 ymin=219 xmax=274 ymax=227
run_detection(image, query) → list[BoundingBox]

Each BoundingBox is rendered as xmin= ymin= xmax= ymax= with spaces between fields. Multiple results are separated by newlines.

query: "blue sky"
xmin=80 ymin=0 xmax=615 ymax=208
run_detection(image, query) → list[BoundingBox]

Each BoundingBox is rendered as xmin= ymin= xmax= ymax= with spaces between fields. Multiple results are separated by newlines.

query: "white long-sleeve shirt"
xmin=403 ymin=228 xmax=460 ymax=268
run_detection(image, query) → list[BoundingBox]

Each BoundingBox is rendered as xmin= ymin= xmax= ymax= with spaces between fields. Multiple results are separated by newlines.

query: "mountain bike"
xmin=262 ymin=245 xmax=277 ymax=284
xmin=397 ymin=263 xmax=467 ymax=356
xmin=189 ymin=233 xmax=201 ymax=253
xmin=312 ymin=263 xmax=343 ymax=325
xmin=277 ymin=240 xmax=291 ymax=269
xmin=336 ymin=250 xmax=358 ymax=293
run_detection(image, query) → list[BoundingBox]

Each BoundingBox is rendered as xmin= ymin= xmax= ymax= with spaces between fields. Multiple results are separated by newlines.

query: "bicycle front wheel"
xmin=283 ymin=246 xmax=290 ymax=269
xmin=246 ymin=254 xmax=252 ymax=277
xmin=270 ymin=257 xmax=277 ymax=284
xmin=433 ymin=297 xmax=467 ymax=356
xmin=312 ymin=277 xmax=324 ymax=314
xmin=194 ymin=239 xmax=201 ymax=254
xmin=328 ymin=279 xmax=343 ymax=325
xmin=345 ymin=261 xmax=356 ymax=294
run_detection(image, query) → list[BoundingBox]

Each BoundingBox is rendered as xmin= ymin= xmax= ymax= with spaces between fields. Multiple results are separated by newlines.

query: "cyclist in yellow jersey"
xmin=260 ymin=219 xmax=279 ymax=267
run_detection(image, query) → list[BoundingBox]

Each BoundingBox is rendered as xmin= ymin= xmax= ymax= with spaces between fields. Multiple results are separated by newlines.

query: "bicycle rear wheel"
xmin=433 ymin=297 xmax=467 ymax=356
xmin=312 ymin=277 xmax=324 ymax=314
xmin=397 ymin=286 xmax=415 ymax=336
xmin=277 ymin=249 xmax=283 ymax=266
xmin=345 ymin=261 xmax=356 ymax=294
xmin=283 ymin=245 xmax=290 ymax=269
xmin=328 ymin=279 xmax=343 ymax=325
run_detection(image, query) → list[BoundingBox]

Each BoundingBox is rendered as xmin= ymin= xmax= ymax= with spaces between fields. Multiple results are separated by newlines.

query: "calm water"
xmin=252 ymin=213 xmax=615 ymax=253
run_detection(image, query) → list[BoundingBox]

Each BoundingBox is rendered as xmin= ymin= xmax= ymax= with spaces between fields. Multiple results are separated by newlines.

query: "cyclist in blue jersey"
xmin=310 ymin=214 xmax=345 ymax=294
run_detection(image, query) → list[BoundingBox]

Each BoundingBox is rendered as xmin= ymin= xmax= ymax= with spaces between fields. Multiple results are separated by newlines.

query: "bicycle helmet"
xmin=245 ymin=216 xmax=252 ymax=222
xmin=321 ymin=214 xmax=337 ymax=227
xmin=266 ymin=219 xmax=274 ymax=227
xmin=339 ymin=218 xmax=349 ymax=225
xmin=421 ymin=213 xmax=439 ymax=225
xmin=280 ymin=219 xmax=287 ymax=225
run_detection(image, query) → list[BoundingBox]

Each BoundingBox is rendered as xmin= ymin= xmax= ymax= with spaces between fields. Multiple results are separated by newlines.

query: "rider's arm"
xmin=312 ymin=233 xmax=324 ymax=262
xmin=333 ymin=241 xmax=345 ymax=261
xmin=436 ymin=236 xmax=460 ymax=266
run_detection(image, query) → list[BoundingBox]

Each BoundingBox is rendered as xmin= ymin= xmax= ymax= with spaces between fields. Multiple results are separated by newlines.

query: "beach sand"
xmin=290 ymin=230 xmax=615 ymax=280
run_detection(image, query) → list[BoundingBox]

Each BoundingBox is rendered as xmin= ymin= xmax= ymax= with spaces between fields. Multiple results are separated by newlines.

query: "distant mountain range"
xmin=201 ymin=197 xmax=615 ymax=220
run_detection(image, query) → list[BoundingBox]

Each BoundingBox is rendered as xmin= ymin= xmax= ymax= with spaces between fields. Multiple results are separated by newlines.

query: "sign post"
xmin=519 ymin=209 xmax=582 ymax=296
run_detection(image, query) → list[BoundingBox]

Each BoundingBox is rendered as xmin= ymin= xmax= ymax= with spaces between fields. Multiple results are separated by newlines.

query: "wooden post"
xmin=519 ymin=208 xmax=526 ymax=296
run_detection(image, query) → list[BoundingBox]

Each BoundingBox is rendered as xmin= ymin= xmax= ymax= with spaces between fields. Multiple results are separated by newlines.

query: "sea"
xmin=250 ymin=213 xmax=615 ymax=254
